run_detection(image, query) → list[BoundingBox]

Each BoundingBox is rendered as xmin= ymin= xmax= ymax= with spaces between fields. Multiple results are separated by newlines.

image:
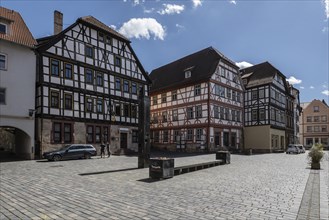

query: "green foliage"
xmin=308 ymin=144 xmax=324 ymax=163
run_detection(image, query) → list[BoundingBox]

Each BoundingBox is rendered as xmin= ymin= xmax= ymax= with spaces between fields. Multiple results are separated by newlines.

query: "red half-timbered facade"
xmin=149 ymin=47 xmax=244 ymax=152
xmin=35 ymin=13 xmax=150 ymax=156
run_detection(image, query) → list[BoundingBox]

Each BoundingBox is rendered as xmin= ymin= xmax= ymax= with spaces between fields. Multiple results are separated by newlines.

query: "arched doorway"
xmin=0 ymin=126 xmax=34 ymax=161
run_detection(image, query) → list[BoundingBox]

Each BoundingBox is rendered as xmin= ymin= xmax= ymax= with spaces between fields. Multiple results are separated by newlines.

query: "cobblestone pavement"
xmin=0 ymin=152 xmax=328 ymax=220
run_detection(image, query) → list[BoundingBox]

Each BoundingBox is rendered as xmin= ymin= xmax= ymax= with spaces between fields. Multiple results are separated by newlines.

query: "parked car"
xmin=43 ymin=144 xmax=97 ymax=161
xmin=286 ymin=144 xmax=300 ymax=154
xmin=297 ymin=144 xmax=305 ymax=153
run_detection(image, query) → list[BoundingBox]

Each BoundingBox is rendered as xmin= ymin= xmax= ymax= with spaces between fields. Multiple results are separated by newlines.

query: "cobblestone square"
xmin=0 ymin=152 xmax=328 ymax=220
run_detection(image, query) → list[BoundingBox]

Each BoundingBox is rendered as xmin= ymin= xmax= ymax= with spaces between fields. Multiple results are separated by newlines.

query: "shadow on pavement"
xmin=79 ymin=167 xmax=141 ymax=176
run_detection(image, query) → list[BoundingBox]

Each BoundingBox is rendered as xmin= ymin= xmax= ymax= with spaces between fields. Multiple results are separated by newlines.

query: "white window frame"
xmin=0 ymin=53 xmax=8 ymax=70
xmin=0 ymin=22 xmax=7 ymax=34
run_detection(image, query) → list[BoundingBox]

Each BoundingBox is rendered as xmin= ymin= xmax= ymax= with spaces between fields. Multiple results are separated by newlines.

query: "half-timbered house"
xmin=240 ymin=61 xmax=294 ymax=153
xmin=35 ymin=11 xmax=150 ymax=156
xmin=149 ymin=47 xmax=244 ymax=152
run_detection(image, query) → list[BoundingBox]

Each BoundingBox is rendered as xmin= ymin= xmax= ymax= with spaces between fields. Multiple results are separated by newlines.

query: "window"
xmin=64 ymin=63 xmax=73 ymax=79
xmin=161 ymin=93 xmax=167 ymax=103
xmin=153 ymin=113 xmax=158 ymax=123
xmin=0 ymin=54 xmax=7 ymax=70
xmin=194 ymin=84 xmax=201 ymax=96
xmin=154 ymin=131 xmax=159 ymax=142
xmin=0 ymin=23 xmax=7 ymax=34
xmin=259 ymin=89 xmax=265 ymax=98
xmin=115 ymin=78 xmax=121 ymax=91
xmin=172 ymin=109 xmax=178 ymax=121
xmin=96 ymin=73 xmax=103 ymax=86
xmin=237 ymin=110 xmax=241 ymax=122
xmin=321 ymin=138 xmax=328 ymax=145
xmin=0 ymin=88 xmax=5 ymax=104
xmin=85 ymin=69 xmax=93 ymax=84
xmin=131 ymin=83 xmax=137 ymax=94
xmin=220 ymin=86 xmax=225 ymax=97
xmin=314 ymin=126 xmax=320 ymax=132
xmin=322 ymin=116 xmax=327 ymax=122
xmin=306 ymin=116 xmax=312 ymax=122
xmin=225 ymin=108 xmax=230 ymax=120
xmin=153 ymin=96 xmax=158 ymax=105
xmin=172 ymin=90 xmax=177 ymax=101
xmin=174 ymin=130 xmax=180 ymax=142
xmin=231 ymin=110 xmax=236 ymax=121
xmin=115 ymin=103 xmax=121 ymax=116
xmin=131 ymin=105 xmax=137 ymax=118
xmin=103 ymin=127 xmax=109 ymax=143
xmin=97 ymin=99 xmax=103 ymax=113
xmin=162 ymin=111 xmax=167 ymax=122
xmin=187 ymin=129 xmax=193 ymax=141
xmin=214 ymin=105 xmax=219 ymax=119
xmin=95 ymin=126 xmax=101 ymax=143
xmin=163 ymin=131 xmax=169 ymax=142
xmin=106 ymin=36 xmax=112 ymax=45
xmin=87 ymin=126 xmax=94 ymax=143
xmin=64 ymin=94 xmax=72 ymax=110
xmin=53 ymin=122 xmax=61 ymax=143
xmin=232 ymin=91 xmax=236 ymax=102
xmin=221 ymin=68 xmax=225 ymax=77
xmin=259 ymin=109 xmax=265 ymax=120
xmin=306 ymin=138 xmax=313 ymax=146
xmin=64 ymin=123 xmax=72 ymax=143
xmin=132 ymin=130 xmax=138 ymax=143
xmin=313 ymin=106 xmax=319 ymax=112
xmin=123 ymin=80 xmax=129 ymax=92
xmin=86 ymin=98 xmax=93 ymax=112
xmin=220 ymin=107 xmax=224 ymax=120
xmin=99 ymin=32 xmax=104 ymax=42
xmin=187 ymin=107 xmax=194 ymax=119
xmin=115 ymin=56 xmax=121 ymax=67
xmin=51 ymin=59 xmax=60 ymax=76
xmin=251 ymin=90 xmax=257 ymax=100
xmin=226 ymin=89 xmax=231 ymax=99
xmin=196 ymin=128 xmax=202 ymax=140
xmin=314 ymin=116 xmax=320 ymax=122
xmin=307 ymin=126 xmax=312 ymax=132
xmin=85 ymin=45 xmax=93 ymax=58
xmin=123 ymin=104 xmax=130 ymax=117
xmin=196 ymin=105 xmax=202 ymax=118
xmin=252 ymin=109 xmax=258 ymax=121
xmin=237 ymin=92 xmax=241 ymax=103
xmin=185 ymin=70 xmax=191 ymax=78
xmin=50 ymin=91 xmax=60 ymax=108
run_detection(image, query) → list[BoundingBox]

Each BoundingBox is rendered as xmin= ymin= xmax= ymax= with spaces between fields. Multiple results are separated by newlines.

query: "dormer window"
xmin=242 ymin=79 xmax=248 ymax=85
xmin=0 ymin=23 xmax=7 ymax=34
xmin=185 ymin=70 xmax=191 ymax=78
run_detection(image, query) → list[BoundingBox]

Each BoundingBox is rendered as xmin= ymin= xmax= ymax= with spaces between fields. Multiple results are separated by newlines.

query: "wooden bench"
xmin=174 ymin=160 xmax=224 ymax=176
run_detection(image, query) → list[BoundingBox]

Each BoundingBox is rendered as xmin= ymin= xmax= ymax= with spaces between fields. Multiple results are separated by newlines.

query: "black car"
xmin=43 ymin=144 xmax=97 ymax=161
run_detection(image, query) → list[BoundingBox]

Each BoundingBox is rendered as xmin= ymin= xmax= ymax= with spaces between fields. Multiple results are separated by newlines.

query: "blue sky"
xmin=2 ymin=0 xmax=328 ymax=103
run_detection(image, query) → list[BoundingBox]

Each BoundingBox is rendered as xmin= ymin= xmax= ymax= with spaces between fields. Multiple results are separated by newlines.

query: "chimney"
xmin=54 ymin=10 xmax=63 ymax=35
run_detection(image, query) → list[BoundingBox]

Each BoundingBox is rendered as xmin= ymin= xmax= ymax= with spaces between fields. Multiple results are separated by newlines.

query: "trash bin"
xmin=216 ymin=151 xmax=231 ymax=164
xmin=149 ymin=157 xmax=174 ymax=179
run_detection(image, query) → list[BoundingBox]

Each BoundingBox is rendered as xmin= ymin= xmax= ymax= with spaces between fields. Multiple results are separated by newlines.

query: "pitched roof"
xmin=0 ymin=7 xmax=36 ymax=48
xmin=79 ymin=16 xmax=130 ymax=42
xmin=240 ymin=61 xmax=286 ymax=88
xmin=149 ymin=47 xmax=238 ymax=93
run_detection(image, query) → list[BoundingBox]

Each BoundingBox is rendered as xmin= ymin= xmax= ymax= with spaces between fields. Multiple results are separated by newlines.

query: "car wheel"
xmin=52 ymin=155 xmax=61 ymax=161
xmin=84 ymin=153 xmax=91 ymax=159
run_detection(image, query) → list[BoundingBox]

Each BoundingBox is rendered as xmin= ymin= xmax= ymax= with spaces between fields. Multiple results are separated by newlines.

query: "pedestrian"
xmin=100 ymin=143 xmax=105 ymax=158
xmin=106 ymin=141 xmax=111 ymax=158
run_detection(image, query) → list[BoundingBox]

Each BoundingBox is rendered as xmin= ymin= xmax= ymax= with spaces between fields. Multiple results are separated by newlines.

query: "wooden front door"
xmin=120 ymin=133 xmax=128 ymax=149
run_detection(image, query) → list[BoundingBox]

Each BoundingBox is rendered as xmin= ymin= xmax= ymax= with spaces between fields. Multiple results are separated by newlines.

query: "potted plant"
xmin=308 ymin=144 xmax=324 ymax=169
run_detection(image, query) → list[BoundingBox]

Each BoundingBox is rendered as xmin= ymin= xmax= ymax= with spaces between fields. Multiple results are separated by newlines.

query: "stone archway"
xmin=0 ymin=126 xmax=34 ymax=160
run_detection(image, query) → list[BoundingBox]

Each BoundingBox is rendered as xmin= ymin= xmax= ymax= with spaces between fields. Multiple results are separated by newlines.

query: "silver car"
xmin=286 ymin=145 xmax=300 ymax=154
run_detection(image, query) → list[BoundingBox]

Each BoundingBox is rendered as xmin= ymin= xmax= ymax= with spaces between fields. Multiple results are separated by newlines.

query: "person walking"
xmin=100 ymin=143 xmax=105 ymax=158
xmin=106 ymin=141 xmax=111 ymax=158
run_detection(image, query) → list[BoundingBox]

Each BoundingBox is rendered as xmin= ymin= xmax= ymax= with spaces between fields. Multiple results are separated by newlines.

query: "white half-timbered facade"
xmin=149 ymin=47 xmax=244 ymax=152
xmin=35 ymin=12 xmax=150 ymax=156
xmin=240 ymin=61 xmax=295 ymax=153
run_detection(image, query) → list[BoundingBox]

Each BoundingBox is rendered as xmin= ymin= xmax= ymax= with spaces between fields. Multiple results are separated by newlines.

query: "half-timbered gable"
xmin=35 ymin=13 xmax=150 ymax=156
xmin=150 ymin=47 xmax=244 ymax=152
xmin=240 ymin=61 xmax=293 ymax=153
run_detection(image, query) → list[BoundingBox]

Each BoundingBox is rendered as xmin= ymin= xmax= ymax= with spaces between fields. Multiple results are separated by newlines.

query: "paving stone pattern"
xmin=0 ymin=153 xmax=328 ymax=220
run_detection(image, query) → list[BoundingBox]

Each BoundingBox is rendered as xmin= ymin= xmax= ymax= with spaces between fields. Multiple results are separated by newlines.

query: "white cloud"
xmin=235 ymin=61 xmax=253 ymax=69
xmin=322 ymin=90 xmax=329 ymax=96
xmin=286 ymin=76 xmax=302 ymax=85
xmin=324 ymin=0 xmax=329 ymax=19
xmin=322 ymin=83 xmax=328 ymax=88
xmin=192 ymin=0 xmax=202 ymax=8
xmin=109 ymin=25 xmax=117 ymax=30
xmin=119 ymin=18 xmax=166 ymax=40
xmin=144 ymin=8 xmax=155 ymax=14
xmin=123 ymin=0 xmax=144 ymax=6
xmin=322 ymin=27 xmax=328 ymax=32
xmin=158 ymin=4 xmax=185 ymax=15
xmin=229 ymin=0 xmax=237 ymax=5
xmin=300 ymin=86 xmax=305 ymax=89
xmin=310 ymin=86 xmax=315 ymax=89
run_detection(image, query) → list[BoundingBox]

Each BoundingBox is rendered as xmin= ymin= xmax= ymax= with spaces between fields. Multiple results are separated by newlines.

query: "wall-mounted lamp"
xmin=28 ymin=109 xmax=36 ymax=117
